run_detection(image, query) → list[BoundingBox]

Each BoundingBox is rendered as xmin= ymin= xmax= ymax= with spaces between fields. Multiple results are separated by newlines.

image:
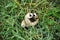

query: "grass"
xmin=0 ymin=0 xmax=60 ymax=40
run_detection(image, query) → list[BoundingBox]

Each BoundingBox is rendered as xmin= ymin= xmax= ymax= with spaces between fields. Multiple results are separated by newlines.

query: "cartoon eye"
xmin=33 ymin=13 xmax=36 ymax=16
xmin=29 ymin=13 xmax=33 ymax=17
